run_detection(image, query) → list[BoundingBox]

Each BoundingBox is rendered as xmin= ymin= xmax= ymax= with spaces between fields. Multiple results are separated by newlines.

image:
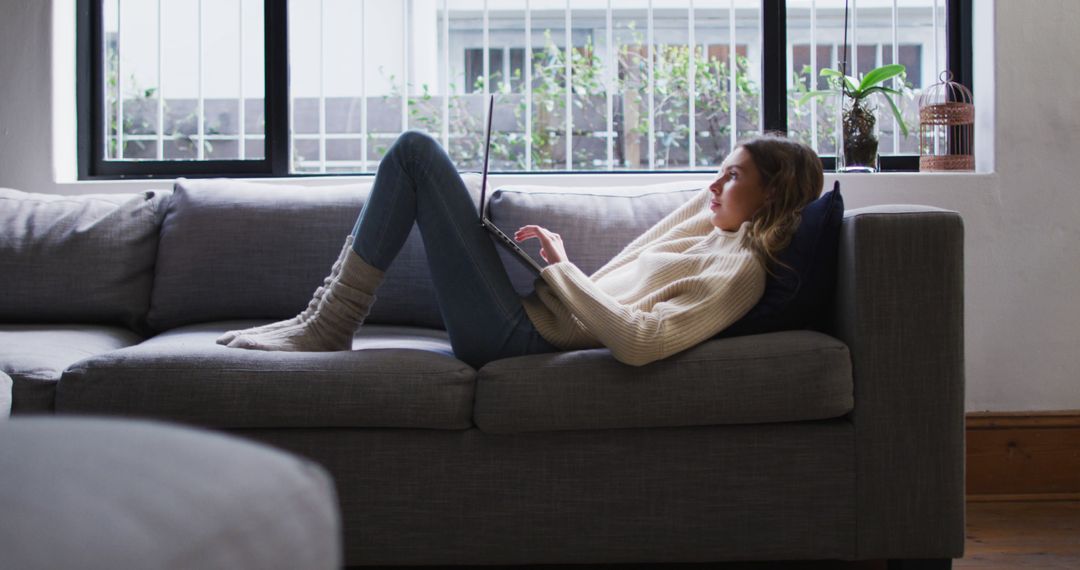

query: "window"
xmin=77 ymin=0 xmax=972 ymax=178
xmin=79 ymin=0 xmax=280 ymax=177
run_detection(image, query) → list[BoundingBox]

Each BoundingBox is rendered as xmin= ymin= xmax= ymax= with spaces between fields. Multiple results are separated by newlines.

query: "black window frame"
xmin=76 ymin=0 xmax=289 ymax=179
xmin=77 ymin=0 xmax=972 ymax=179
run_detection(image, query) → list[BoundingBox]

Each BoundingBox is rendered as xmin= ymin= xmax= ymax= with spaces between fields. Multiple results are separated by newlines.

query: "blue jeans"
xmin=350 ymin=131 xmax=559 ymax=369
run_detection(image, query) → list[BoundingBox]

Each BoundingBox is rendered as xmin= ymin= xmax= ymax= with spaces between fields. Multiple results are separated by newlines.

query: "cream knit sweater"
xmin=521 ymin=188 xmax=766 ymax=367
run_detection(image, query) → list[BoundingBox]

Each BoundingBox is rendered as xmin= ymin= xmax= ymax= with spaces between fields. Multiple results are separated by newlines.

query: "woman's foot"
xmin=227 ymin=249 xmax=385 ymax=352
xmin=215 ymin=235 xmax=354 ymax=346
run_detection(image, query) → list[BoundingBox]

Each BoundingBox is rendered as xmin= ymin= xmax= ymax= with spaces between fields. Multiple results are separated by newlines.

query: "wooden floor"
xmin=352 ymin=500 xmax=1080 ymax=569
xmin=957 ymin=499 xmax=1080 ymax=569
xmin=703 ymin=500 xmax=1080 ymax=569
xmin=699 ymin=499 xmax=1080 ymax=569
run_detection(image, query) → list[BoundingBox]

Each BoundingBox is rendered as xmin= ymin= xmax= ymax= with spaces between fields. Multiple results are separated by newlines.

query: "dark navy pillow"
xmin=719 ymin=180 xmax=844 ymax=337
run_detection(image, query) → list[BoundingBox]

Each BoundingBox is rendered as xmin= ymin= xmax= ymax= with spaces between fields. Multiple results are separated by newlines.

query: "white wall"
xmin=1 ymin=0 xmax=1078 ymax=413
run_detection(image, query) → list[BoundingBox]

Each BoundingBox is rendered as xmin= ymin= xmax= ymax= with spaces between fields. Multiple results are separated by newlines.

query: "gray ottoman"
xmin=0 ymin=417 xmax=341 ymax=570
xmin=0 ymin=371 xmax=10 ymax=417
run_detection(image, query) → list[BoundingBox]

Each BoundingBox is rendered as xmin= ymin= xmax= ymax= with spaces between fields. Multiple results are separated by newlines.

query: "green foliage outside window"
xmin=383 ymin=29 xmax=765 ymax=171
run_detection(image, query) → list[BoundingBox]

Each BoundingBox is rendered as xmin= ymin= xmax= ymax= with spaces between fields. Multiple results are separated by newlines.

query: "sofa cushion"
xmin=721 ymin=181 xmax=845 ymax=337
xmin=486 ymin=182 xmax=704 ymax=294
xmin=473 ymin=330 xmax=852 ymax=434
xmin=0 ymin=188 xmax=169 ymax=333
xmin=0 ymin=324 xmax=144 ymax=414
xmin=147 ymin=177 xmax=459 ymax=332
xmin=57 ymin=323 xmax=476 ymax=429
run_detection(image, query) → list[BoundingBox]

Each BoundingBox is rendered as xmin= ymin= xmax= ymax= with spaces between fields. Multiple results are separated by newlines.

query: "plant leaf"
xmin=820 ymin=68 xmax=858 ymax=94
xmin=796 ymin=90 xmax=833 ymax=106
xmin=858 ymin=64 xmax=905 ymax=92
xmin=863 ymin=86 xmax=904 ymax=97
xmin=869 ymin=88 xmax=909 ymax=137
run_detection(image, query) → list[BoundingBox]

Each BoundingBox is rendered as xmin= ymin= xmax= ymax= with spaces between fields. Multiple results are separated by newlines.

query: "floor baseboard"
xmin=966 ymin=409 xmax=1080 ymax=499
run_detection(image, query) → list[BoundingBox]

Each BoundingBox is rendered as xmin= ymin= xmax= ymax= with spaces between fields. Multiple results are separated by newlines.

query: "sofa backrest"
xmin=2 ymin=180 xmax=715 ymax=334
xmin=147 ymin=178 xmax=443 ymax=332
xmin=0 ymin=188 xmax=168 ymax=334
xmin=486 ymin=182 xmax=706 ymax=295
xmin=147 ymin=179 xmax=709 ymax=331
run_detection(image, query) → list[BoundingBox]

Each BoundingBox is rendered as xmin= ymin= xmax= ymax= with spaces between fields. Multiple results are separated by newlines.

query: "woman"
xmin=218 ymin=131 xmax=824 ymax=368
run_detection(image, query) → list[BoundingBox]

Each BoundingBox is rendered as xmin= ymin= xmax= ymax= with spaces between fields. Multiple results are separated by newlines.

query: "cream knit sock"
xmin=227 ymin=248 xmax=384 ymax=352
xmin=216 ymin=235 xmax=355 ymax=346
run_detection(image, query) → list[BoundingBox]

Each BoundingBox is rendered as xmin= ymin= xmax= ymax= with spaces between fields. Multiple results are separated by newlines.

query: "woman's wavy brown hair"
xmin=736 ymin=132 xmax=824 ymax=276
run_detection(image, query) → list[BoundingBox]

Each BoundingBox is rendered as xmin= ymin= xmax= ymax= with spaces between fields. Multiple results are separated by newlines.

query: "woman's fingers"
xmin=514 ymin=225 xmax=567 ymax=264
xmin=515 ymin=225 xmax=559 ymax=240
xmin=515 ymin=225 xmax=550 ymax=241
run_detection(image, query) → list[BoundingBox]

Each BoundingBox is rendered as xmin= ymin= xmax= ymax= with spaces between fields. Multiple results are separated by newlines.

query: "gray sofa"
xmin=0 ymin=177 xmax=965 ymax=568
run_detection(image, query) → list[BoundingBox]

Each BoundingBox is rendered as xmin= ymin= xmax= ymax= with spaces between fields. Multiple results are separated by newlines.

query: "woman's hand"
xmin=514 ymin=225 xmax=569 ymax=265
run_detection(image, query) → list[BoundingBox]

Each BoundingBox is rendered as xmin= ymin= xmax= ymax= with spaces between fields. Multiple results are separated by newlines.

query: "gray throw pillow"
xmin=486 ymin=182 xmax=706 ymax=294
xmin=0 ymin=188 xmax=168 ymax=333
xmin=147 ymin=178 xmax=443 ymax=332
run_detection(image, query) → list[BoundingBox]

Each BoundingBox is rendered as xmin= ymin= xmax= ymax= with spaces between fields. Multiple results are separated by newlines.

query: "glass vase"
xmin=837 ymin=96 xmax=879 ymax=173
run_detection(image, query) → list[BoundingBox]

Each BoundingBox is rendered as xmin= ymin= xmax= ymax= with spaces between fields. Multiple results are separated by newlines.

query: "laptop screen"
xmin=479 ymin=94 xmax=494 ymax=220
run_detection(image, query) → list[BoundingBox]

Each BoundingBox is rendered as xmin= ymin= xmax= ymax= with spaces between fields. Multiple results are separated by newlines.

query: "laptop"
xmin=478 ymin=95 xmax=545 ymax=274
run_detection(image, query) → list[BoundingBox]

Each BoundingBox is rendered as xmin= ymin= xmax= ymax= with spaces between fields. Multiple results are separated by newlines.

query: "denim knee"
xmin=393 ymin=130 xmax=440 ymax=158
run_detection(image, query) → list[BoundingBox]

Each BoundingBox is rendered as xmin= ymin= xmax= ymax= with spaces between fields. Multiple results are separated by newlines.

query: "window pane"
xmin=786 ymin=1 xmax=839 ymax=156
xmin=288 ymin=0 xmax=322 ymax=172
xmin=488 ymin=3 xmax=527 ymax=172
xmin=734 ymin=4 xmax=760 ymax=145
xmin=287 ymin=0 xmax=782 ymax=174
xmin=569 ymin=8 xmax=606 ymax=171
xmin=649 ymin=8 xmax=689 ymax=170
xmin=613 ymin=3 xmax=646 ymax=169
xmin=787 ymin=0 xmax=945 ymax=158
xmin=529 ymin=7 xmax=568 ymax=171
xmin=694 ymin=1 xmax=757 ymax=167
xmin=103 ymin=0 xmax=264 ymax=163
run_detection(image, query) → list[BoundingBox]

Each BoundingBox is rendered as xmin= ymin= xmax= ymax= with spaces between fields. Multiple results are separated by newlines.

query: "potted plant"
xmin=799 ymin=63 xmax=910 ymax=172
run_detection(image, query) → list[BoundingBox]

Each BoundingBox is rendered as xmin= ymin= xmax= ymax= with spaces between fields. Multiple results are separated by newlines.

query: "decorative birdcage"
xmin=919 ymin=71 xmax=974 ymax=171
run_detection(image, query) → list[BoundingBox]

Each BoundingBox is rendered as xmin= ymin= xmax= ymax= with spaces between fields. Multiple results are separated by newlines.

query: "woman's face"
xmin=708 ymin=146 xmax=767 ymax=231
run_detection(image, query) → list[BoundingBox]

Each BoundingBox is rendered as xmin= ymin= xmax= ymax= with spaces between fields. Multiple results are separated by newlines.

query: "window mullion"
xmin=564 ymin=0 xmax=572 ymax=171
xmin=197 ymin=0 xmax=205 ymax=161
xmin=239 ymin=0 xmax=246 ymax=160
xmin=441 ymin=0 xmax=449 ymax=149
xmin=319 ymin=0 xmax=326 ymax=173
xmin=267 ymin=0 xmax=290 ymax=175
xmin=402 ymin=0 xmax=410 ymax=132
xmin=157 ymin=0 xmax=164 ymax=160
xmin=891 ymin=0 xmax=898 ymax=155
xmin=948 ymin=0 xmax=973 ymax=92
xmin=688 ymin=0 xmax=696 ymax=169
xmin=525 ymin=0 xmax=532 ymax=171
xmin=810 ymin=0 xmax=818 ymax=151
xmin=762 ymin=0 xmax=786 ymax=135
xmin=360 ymin=0 xmax=368 ymax=172
xmin=728 ymin=0 xmax=736 ymax=153
xmin=117 ymin=1 xmax=123 ymax=159
xmin=605 ymin=0 xmax=613 ymax=170
xmin=647 ymin=0 xmax=654 ymax=170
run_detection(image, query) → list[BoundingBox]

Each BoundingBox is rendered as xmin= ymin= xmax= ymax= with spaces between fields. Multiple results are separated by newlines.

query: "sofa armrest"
xmin=830 ymin=205 xmax=965 ymax=560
